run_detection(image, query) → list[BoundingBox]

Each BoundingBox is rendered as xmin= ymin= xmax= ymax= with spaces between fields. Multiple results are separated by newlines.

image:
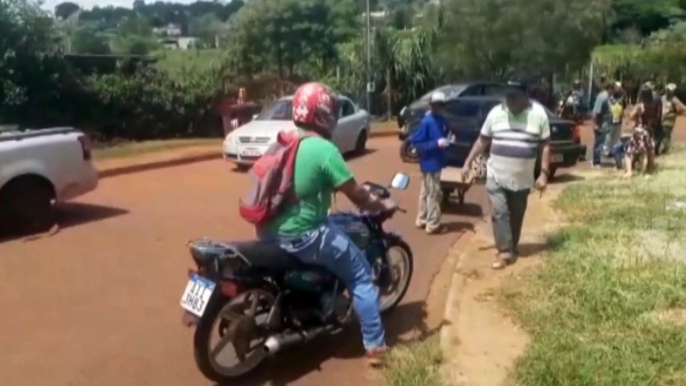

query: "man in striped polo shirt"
xmin=461 ymin=83 xmax=551 ymax=269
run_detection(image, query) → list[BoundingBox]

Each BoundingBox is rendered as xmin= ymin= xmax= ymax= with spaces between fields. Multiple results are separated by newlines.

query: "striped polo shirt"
xmin=480 ymin=102 xmax=551 ymax=191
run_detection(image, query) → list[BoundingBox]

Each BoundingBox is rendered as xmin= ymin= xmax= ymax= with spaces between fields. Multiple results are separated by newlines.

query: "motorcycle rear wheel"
xmin=193 ymin=290 xmax=275 ymax=382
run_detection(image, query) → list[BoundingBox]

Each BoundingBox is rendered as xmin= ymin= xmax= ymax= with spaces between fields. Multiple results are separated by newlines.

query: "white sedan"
xmin=223 ymin=95 xmax=371 ymax=169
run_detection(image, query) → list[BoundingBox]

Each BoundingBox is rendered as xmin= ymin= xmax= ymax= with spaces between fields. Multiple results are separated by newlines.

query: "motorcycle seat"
xmin=231 ymin=241 xmax=303 ymax=272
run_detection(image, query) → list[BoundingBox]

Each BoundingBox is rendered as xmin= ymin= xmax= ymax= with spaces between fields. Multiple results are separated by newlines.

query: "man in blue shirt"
xmin=410 ymin=91 xmax=450 ymax=234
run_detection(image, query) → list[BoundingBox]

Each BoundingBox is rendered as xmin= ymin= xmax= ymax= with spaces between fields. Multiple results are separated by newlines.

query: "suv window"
xmin=340 ymin=99 xmax=355 ymax=117
xmin=419 ymin=85 xmax=468 ymax=101
xmin=448 ymin=101 xmax=483 ymax=118
xmin=460 ymin=85 xmax=482 ymax=97
xmin=484 ymin=84 xmax=518 ymax=97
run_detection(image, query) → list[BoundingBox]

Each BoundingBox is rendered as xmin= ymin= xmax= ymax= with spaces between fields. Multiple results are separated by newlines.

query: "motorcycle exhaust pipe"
xmin=263 ymin=326 xmax=334 ymax=355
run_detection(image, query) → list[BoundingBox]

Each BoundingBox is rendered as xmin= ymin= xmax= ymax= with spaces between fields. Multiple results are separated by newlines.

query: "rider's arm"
xmin=324 ymin=149 xmax=387 ymax=213
xmin=337 ymin=179 xmax=387 ymax=213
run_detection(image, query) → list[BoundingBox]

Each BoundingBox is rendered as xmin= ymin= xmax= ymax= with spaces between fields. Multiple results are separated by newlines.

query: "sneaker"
xmin=366 ymin=346 xmax=388 ymax=368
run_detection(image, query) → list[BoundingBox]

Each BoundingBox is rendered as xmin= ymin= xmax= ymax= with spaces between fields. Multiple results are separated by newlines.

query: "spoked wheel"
xmin=376 ymin=236 xmax=414 ymax=314
xmin=193 ymin=289 xmax=276 ymax=382
xmin=471 ymin=153 xmax=488 ymax=180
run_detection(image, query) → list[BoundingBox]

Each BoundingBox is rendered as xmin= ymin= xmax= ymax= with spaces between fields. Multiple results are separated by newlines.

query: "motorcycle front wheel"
xmin=193 ymin=289 xmax=275 ymax=382
xmin=377 ymin=235 xmax=414 ymax=313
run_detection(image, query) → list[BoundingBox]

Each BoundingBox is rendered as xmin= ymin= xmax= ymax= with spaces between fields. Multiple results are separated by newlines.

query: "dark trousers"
xmin=486 ymin=177 xmax=529 ymax=255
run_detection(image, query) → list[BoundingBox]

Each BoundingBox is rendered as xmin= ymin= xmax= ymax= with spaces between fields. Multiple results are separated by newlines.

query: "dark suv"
xmin=399 ymin=96 xmax=586 ymax=179
xmin=397 ymin=82 xmax=534 ymax=136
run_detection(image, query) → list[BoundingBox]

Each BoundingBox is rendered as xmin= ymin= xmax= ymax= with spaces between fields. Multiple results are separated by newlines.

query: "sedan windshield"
xmin=419 ymin=85 xmax=466 ymax=102
xmin=255 ymin=100 xmax=292 ymax=121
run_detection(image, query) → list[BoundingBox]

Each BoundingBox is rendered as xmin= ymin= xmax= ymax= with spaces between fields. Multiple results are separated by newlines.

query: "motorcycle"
xmin=179 ymin=173 xmax=414 ymax=382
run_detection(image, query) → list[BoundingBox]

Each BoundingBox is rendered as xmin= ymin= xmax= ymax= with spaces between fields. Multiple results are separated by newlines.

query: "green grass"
xmin=383 ymin=335 xmax=444 ymax=386
xmin=500 ymin=146 xmax=686 ymax=386
xmin=93 ymin=139 xmax=220 ymax=160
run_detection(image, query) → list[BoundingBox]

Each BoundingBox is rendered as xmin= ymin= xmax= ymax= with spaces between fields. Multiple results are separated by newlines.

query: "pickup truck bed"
xmin=0 ymin=127 xmax=99 ymax=233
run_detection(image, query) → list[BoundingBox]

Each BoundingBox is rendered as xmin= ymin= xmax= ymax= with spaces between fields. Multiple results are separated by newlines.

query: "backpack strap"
xmin=281 ymin=131 xmax=319 ymax=205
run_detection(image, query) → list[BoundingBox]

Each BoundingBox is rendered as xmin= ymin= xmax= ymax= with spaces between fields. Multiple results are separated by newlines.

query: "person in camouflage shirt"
xmin=658 ymin=83 xmax=686 ymax=155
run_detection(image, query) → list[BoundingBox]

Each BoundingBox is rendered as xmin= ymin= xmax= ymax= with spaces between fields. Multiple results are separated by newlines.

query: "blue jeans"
xmin=593 ymin=124 xmax=610 ymax=166
xmin=267 ymin=221 xmax=385 ymax=350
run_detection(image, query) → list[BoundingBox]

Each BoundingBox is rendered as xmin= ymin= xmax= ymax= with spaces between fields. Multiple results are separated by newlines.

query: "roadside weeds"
xmin=93 ymin=139 xmax=220 ymax=160
xmin=500 ymin=146 xmax=686 ymax=385
xmin=383 ymin=335 xmax=444 ymax=386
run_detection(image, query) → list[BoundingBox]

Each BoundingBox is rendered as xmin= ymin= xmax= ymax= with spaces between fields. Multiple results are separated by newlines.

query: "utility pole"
xmin=366 ymin=0 xmax=372 ymax=114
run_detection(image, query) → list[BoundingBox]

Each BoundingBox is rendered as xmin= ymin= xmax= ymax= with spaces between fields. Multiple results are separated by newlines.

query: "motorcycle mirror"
xmin=390 ymin=173 xmax=410 ymax=190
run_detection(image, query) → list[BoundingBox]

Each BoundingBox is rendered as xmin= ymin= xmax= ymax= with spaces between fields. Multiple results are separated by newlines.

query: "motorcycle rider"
xmin=260 ymin=82 xmax=395 ymax=366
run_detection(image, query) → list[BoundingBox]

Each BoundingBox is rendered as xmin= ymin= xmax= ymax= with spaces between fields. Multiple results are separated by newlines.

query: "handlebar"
xmin=360 ymin=180 xmax=406 ymax=221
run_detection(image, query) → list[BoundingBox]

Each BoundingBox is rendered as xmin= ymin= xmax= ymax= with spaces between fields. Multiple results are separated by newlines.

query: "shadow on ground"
xmin=219 ymin=301 xmax=446 ymax=386
xmin=443 ymin=202 xmax=485 ymax=217
xmin=0 ymin=202 xmax=129 ymax=243
xmin=550 ymin=173 xmax=585 ymax=184
xmin=477 ymin=242 xmax=548 ymax=258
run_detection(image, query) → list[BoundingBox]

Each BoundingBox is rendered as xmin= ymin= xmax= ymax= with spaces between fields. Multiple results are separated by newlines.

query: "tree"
xmin=228 ymin=0 xmax=350 ymax=79
xmin=72 ymin=25 xmax=111 ymax=54
xmin=133 ymin=0 xmax=145 ymax=11
xmin=55 ymin=1 xmax=79 ymax=20
xmin=439 ymin=0 xmax=612 ymax=79
xmin=189 ymin=13 xmax=225 ymax=47
xmin=120 ymin=14 xmax=152 ymax=36
xmin=609 ymin=0 xmax=683 ymax=40
xmin=0 ymin=0 xmax=70 ymax=123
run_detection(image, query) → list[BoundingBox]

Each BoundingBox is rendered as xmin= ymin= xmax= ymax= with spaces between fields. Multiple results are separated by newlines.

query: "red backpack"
xmin=239 ymin=130 xmax=313 ymax=225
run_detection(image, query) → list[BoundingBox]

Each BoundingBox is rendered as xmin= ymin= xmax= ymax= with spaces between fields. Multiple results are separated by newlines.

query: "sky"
xmin=41 ymin=0 xmax=200 ymax=11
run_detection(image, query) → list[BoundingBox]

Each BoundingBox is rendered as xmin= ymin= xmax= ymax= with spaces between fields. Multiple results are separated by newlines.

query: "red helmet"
xmin=292 ymin=82 xmax=337 ymax=134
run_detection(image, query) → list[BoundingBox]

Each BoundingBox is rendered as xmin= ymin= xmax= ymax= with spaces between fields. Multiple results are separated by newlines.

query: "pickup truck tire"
xmin=0 ymin=176 xmax=56 ymax=234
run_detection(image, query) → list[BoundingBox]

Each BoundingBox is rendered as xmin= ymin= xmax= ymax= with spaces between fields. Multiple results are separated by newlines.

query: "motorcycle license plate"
xmin=180 ymin=274 xmax=216 ymax=317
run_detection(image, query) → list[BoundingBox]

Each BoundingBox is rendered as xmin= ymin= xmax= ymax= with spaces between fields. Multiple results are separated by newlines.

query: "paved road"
xmin=0 ymin=137 xmax=488 ymax=386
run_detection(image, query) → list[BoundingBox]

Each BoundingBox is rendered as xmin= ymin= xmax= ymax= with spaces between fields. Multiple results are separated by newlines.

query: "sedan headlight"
xmin=400 ymin=107 xmax=407 ymax=116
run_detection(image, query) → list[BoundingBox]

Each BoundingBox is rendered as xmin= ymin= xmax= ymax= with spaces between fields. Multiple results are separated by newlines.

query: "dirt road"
xmin=0 ymin=137 xmax=487 ymax=386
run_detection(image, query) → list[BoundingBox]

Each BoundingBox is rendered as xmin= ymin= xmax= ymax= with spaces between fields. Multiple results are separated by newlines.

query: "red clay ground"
xmin=0 ymin=137 xmax=488 ymax=386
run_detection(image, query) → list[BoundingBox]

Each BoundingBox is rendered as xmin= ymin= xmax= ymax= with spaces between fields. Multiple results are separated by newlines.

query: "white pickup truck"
xmin=0 ymin=127 xmax=99 ymax=233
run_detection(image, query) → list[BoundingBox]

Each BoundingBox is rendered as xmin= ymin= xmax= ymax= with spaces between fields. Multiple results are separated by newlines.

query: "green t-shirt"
xmin=267 ymin=135 xmax=354 ymax=236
